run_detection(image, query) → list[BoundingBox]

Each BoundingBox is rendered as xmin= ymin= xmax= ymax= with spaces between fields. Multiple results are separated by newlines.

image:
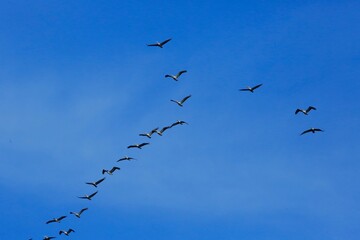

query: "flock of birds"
xmin=28 ymin=37 xmax=323 ymax=240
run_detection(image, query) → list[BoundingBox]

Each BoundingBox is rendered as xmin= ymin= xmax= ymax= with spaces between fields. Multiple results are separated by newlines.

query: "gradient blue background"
xmin=0 ymin=1 xmax=359 ymax=239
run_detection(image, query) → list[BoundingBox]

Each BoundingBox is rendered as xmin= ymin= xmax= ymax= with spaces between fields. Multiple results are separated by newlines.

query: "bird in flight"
xmin=239 ymin=84 xmax=263 ymax=93
xmin=70 ymin=208 xmax=88 ymax=218
xmin=147 ymin=38 xmax=172 ymax=48
xmin=59 ymin=229 xmax=75 ymax=236
xmin=170 ymin=95 xmax=192 ymax=107
xmin=78 ymin=191 xmax=98 ymax=200
xmin=86 ymin=177 xmax=106 ymax=188
xmin=139 ymin=128 xmax=159 ymax=138
xmin=165 ymin=70 xmax=187 ymax=81
xmin=102 ymin=167 xmax=120 ymax=175
xmin=46 ymin=216 xmax=67 ymax=224
xmin=295 ymin=106 xmax=316 ymax=115
xmin=170 ymin=120 xmax=188 ymax=128
xmin=155 ymin=126 xmax=172 ymax=136
xmin=43 ymin=236 xmax=56 ymax=240
xmin=117 ymin=156 xmax=135 ymax=162
xmin=127 ymin=142 xmax=150 ymax=149
xmin=300 ymin=128 xmax=324 ymax=135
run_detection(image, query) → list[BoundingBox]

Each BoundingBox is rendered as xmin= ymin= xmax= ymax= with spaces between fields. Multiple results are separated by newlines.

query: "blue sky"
xmin=0 ymin=0 xmax=359 ymax=239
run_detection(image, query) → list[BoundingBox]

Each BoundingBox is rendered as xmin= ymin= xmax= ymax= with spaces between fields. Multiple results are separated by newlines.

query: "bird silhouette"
xmin=117 ymin=156 xmax=135 ymax=162
xmin=102 ymin=167 xmax=120 ymax=175
xmin=147 ymin=38 xmax=172 ymax=48
xmin=165 ymin=70 xmax=187 ymax=81
xmin=43 ymin=236 xmax=56 ymax=240
xmin=139 ymin=128 xmax=159 ymax=138
xmin=86 ymin=177 xmax=106 ymax=188
xmin=295 ymin=106 xmax=316 ymax=115
xmin=127 ymin=143 xmax=150 ymax=149
xmin=239 ymin=84 xmax=263 ymax=93
xmin=170 ymin=95 xmax=192 ymax=107
xmin=156 ymin=126 xmax=172 ymax=136
xmin=70 ymin=208 xmax=88 ymax=218
xmin=78 ymin=191 xmax=98 ymax=200
xmin=300 ymin=128 xmax=324 ymax=135
xmin=46 ymin=216 xmax=66 ymax=224
xmin=59 ymin=229 xmax=75 ymax=236
xmin=170 ymin=120 xmax=188 ymax=128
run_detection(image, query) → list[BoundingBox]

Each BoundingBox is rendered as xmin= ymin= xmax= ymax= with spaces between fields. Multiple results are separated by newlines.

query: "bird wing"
xmin=176 ymin=70 xmax=187 ymax=78
xmin=180 ymin=95 xmax=191 ymax=104
xmin=79 ymin=208 xmax=88 ymax=214
xmin=314 ymin=128 xmax=323 ymax=132
xmin=150 ymin=127 xmax=159 ymax=134
xmin=252 ymin=84 xmax=263 ymax=90
xmin=46 ymin=219 xmax=55 ymax=224
xmin=89 ymin=191 xmax=98 ymax=198
xmin=239 ymin=88 xmax=250 ymax=91
xmin=147 ymin=43 xmax=158 ymax=47
xmin=164 ymin=74 xmax=173 ymax=78
xmin=59 ymin=231 xmax=64 ymax=235
xmin=58 ymin=216 xmax=66 ymax=221
xmin=68 ymin=229 xmax=75 ymax=233
xmin=139 ymin=133 xmax=148 ymax=137
xmin=78 ymin=196 xmax=88 ymax=199
xmin=295 ymin=109 xmax=302 ymax=114
xmin=161 ymin=126 xmax=171 ymax=133
xmin=102 ymin=169 xmax=107 ymax=174
xmin=160 ymin=38 xmax=172 ymax=46
xmin=139 ymin=142 xmax=149 ymax=147
xmin=127 ymin=145 xmax=136 ymax=149
xmin=307 ymin=106 xmax=316 ymax=112
xmin=300 ymin=129 xmax=312 ymax=135
xmin=111 ymin=167 xmax=120 ymax=172
xmin=95 ymin=177 xmax=106 ymax=185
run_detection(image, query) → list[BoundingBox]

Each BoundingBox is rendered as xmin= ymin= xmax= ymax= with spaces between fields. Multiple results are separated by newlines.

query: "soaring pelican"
xmin=295 ymin=106 xmax=316 ymax=115
xmin=78 ymin=191 xmax=98 ymax=200
xmin=59 ymin=229 xmax=75 ymax=236
xmin=117 ymin=156 xmax=135 ymax=162
xmin=46 ymin=216 xmax=66 ymax=224
xmin=147 ymin=38 xmax=172 ymax=48
xmin=239 ymin=84 xmax=263 ymax=93
xmin=139 ymin=128 xmax=159 ymax=138
xmin=127 ymin=143 xmax=150 ymax=149
xmin=300 ymin=128 xmax=324 ymax=135
xmin=102 ymin=167 xmax=120 ymax=175
xmin=165 ymin=70 xmax=187 ymax=81
xmin=170 ymin=120 xmax=188 ymax=127
xmin=70 ymin=208 xmax=88 ymax=218
xmin=156 ymin=126 xmax=172 ymax=136
xmin=170 ymin=95 xmax=192 ymax=107
xmin=86 ymin=177 xmax=106 ymax=188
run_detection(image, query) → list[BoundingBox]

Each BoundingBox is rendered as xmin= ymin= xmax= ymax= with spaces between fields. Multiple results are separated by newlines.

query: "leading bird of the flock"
xmin=171 ymin=120 xmax=188 ymax=128
xmin=295 ymin=106 xmax=317 ymax=115
xmin=239 ymin=84 xmax=263 ymax=93
xmin=78 ymin=191 xmax=98 ymax=200
xmin=46 ymin=216 xmax=67 ymax=224
xmin=147 ymin=38 xmax=172 ymax=48
xmin=300 ymin=128 xmax=324 ymax=135
xmin=127 ymin=142 xmax=150 ymax=149
xmin=86 ymin=177 xmax=106 ymax=188
xmin=165 ymin=70 xmax=187 ymax=81
xmin=59 ymin=229 xmax=75 ymax=236
xmin=170 ymin=95 xmax=192 ymax=107
xmin=139 ymin=127 xmax=159 ymax=138
xmin=70 ymin=208 xmax=88 ymax=218
xmin=102 ymin=167 xmax=120 ymax=175
xmin=156 ymin=126 xmax=172 ymax=136
xmin=117 ymin=156 xmax=135 ymax=162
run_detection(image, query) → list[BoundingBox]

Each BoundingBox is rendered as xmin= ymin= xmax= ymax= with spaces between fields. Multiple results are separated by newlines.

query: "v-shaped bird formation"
xmin=28 ymin=37 xmax=324 ymax=240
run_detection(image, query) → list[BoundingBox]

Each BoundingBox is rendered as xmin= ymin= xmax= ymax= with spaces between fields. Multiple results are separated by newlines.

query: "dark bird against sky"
xmin=300 ymin=128 xmax=324 ymax=135
xmin=70 ymin=208 xmax=88 ymax=218
xmin=127 ymin=142 xmax=150 ymax=149
xmin=170 ymin=95 xmax=192 ymax=107
xmin=295 ymin=106 xmax=317 ymax=115
xmin=86 ymin=177 xmax=106 ymax=188
xmin=59 ymin=229 xmax=75 ymax=236
xmin=165 ymin=70 xmax=187 ymax=81
xmin=102 ymin=167 xmax=120 ymax=175
xmin=147 ymin=38 xmax=172 ymax=48
xmin=46 ymin=216 xmax=66 ymax=224
xmin=78 ymin=191 xmax=98 ymax=200
xmin=239 ymin=84 xmax=263 ymax=93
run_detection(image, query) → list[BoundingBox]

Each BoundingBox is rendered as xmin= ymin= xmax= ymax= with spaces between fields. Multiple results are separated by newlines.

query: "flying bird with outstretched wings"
xmin=78 ymin=191 xmax=98 ymax=200
xmin=117 ymin=156 xmax=135 ymax=162
xmin=70 ymin=208 xmax=88 ymax=218
xmin=102 ymin=167 xmax=120 ymax=175
xmin=139 ymin=127 xmax=159 ymax=138
xmin=59 ymin=229 xmax=75 ymax=236
xmin=165 ymin=70 xmax=187 ymax=81
xmin=46 ymin=216 xmax=66 ymax=224
xmin=170 ymin=120 xmax=188 ymax=128
xmin=147 ymin=38 xmax=172 ymax=48
xmin=127 ymin=142 xmax=150 ymax=149
xmin=239 ymin=84 xmax=263 ymax=93
xmin=170 ymin=95 xmax=192 ymax=107
xmin=295 ymin=106 xmax=317 ymax=115
xmin=86 ymin=177 xmax=105 ymax=188
xmin=300 ymin=128 xmax=324 ymax=135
